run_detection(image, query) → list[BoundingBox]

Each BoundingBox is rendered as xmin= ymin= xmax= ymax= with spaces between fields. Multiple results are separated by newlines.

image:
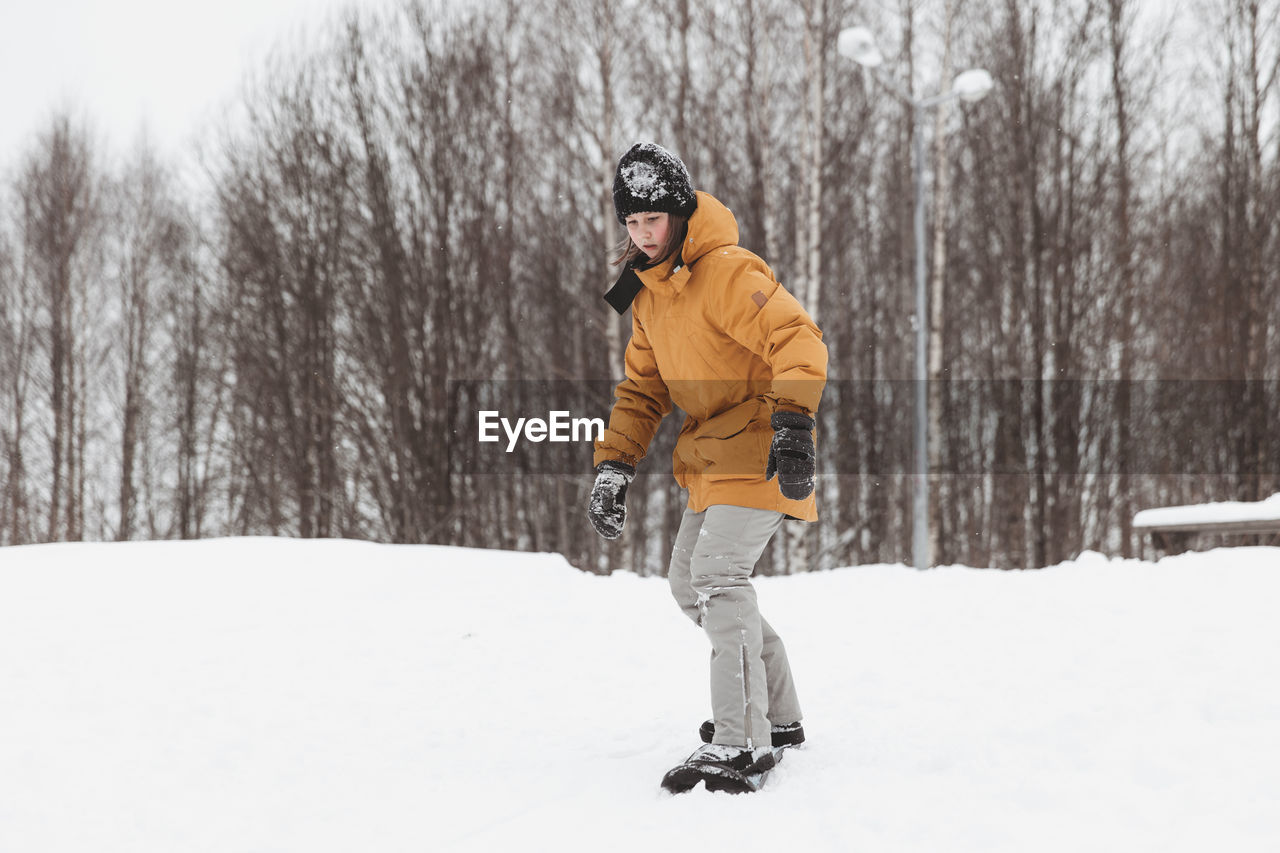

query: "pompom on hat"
xmin=612 ymin=142 xmax=697 ymax=224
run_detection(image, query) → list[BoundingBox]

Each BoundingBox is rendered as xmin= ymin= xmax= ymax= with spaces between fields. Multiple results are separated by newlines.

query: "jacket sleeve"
xmin=593 ymin=312 xmax=673 ymax=468
xmin=710 ymin=265 xmax=828 ymax=416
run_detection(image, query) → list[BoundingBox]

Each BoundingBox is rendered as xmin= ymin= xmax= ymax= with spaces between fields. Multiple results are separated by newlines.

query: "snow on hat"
xmin=612 ymin=142 xmax=697 ymax=224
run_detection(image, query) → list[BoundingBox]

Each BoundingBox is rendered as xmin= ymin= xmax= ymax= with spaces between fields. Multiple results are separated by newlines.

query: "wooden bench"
xmin=1134 ymin=497 xmax=1280 ymax=553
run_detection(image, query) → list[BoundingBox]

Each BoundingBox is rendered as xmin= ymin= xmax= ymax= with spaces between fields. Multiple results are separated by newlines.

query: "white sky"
xmin=0 ymin=0 xmax=385 ymax=167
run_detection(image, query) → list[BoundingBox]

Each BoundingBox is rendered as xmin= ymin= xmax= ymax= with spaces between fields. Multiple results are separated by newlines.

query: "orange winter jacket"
xmin=593 ymin=191 xmax=828 ymax=520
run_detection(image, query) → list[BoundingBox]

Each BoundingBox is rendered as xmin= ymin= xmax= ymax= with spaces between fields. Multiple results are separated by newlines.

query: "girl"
xmin=588 ymin=142 xmax=828 ymax=784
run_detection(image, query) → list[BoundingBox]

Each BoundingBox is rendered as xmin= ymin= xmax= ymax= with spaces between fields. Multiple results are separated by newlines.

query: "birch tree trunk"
xmin=591 ymin=0 xmax=624 ymax=383
xmin=799 ymin=0 xmax=826 ymax=324
xmin=927 ymin=0 xmax=957 ymax=566
xmin=1108 ymin=0 xmax=1137 ymax=555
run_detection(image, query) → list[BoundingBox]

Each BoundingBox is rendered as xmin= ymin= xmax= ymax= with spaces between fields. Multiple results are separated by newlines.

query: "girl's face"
xmin=625 ymin=212 xmax=670 ymax=259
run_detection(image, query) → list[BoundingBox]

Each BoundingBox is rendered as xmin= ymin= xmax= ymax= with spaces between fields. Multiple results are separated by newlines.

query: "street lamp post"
xmin=838 ymin=26 xmax=993 ymax=570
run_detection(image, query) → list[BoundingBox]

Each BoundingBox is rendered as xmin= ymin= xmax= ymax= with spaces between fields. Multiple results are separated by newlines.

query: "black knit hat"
xmin=612 ymin=142 xmax=697 ymax=224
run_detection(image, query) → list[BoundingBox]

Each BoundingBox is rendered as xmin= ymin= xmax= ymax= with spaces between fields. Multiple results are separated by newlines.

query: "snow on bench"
xmin=1134 ymin=494 xmax=1280 ymax=551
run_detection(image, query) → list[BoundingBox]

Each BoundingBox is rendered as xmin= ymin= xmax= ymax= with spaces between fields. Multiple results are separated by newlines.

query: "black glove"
xmin=766 ymin=411 xmax=816 ymax=501
xmin=588 ymin=460 xmax=636 ymax=539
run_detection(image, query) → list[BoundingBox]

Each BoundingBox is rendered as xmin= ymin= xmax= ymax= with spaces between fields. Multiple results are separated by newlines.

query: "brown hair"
xmin=610 ymin=213 xmax=690 ymax=269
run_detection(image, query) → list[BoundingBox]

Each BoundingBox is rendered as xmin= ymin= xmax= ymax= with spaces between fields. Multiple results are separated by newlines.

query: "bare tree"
xmin=215 ymin=44 xmax=352 ymax=539
xmin=167 ymin=221 xmax=220 ymax=540
xmin=111 ymin=138 xmax=174 ymax=539
xmin=15 ymin=116 xmax=102 ymax=542
xmin=0 ymin=213 xmax=38 ymax=544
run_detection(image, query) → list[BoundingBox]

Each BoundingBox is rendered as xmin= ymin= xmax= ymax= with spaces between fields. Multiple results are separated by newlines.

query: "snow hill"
xmin=1 ymin=538 xmax=1278 ymax=853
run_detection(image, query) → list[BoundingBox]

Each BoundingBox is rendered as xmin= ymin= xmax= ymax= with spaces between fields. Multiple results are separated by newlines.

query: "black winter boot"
xmin=682 ymin=743 xmax=777 ymax=775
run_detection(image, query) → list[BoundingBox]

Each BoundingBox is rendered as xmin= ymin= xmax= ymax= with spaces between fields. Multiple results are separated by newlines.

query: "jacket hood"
xmin=681 ymin=191 xmax=739 ymax=264
xmin=603 ymin=191 xmax=739 ymax=314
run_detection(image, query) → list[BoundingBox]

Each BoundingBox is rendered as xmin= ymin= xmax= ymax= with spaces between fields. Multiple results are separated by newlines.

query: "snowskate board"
xmin=660 ymin=745 xmax=786 ymax=794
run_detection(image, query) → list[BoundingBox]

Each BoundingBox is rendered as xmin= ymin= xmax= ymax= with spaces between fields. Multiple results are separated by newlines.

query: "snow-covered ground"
xmin=1 ymin=538 xmax=1277 ymax=852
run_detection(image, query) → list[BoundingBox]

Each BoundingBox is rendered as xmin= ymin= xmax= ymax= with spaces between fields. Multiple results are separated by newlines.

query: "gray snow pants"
xmin=667 ymin=504 xmax=803 ymax=748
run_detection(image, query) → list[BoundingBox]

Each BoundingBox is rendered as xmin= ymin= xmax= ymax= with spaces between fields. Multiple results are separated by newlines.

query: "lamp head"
xmin=837 ymin=27 xmax=883 ymax=68
xmin=953 ymin=68 xmax=994 ymax=102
